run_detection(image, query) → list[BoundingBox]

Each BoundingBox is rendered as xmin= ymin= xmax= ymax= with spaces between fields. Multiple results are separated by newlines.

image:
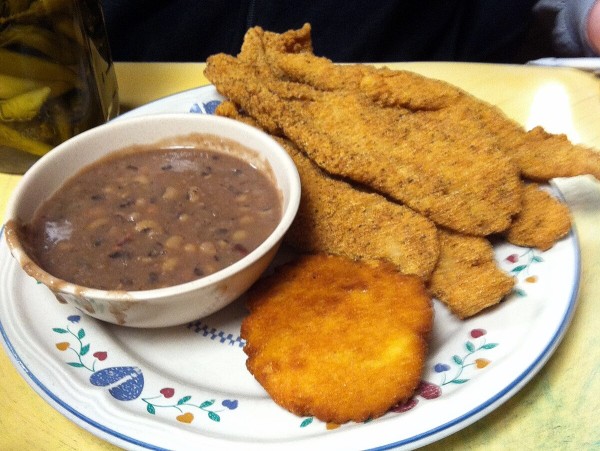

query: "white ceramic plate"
xmin=0 ymin=86 xmax=580 ymax=450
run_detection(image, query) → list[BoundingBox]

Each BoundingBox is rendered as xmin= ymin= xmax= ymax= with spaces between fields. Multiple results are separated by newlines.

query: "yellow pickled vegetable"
xmin=0 ymin=24 xmax=78 ymax=64
xmin=0 ymin=48 xmax=78 ymax=83
xmin=0 ymin=73 xmax=40 ymax=98
xmin=0 ymin=73 xmax=71 ymax=99
xmin=0 ymin=122 xmax=52 ymax=156
xmin=0 ymin=0 xmax=117 ymax=172
xmin=0 ymin=86 xmax=51 ymax=121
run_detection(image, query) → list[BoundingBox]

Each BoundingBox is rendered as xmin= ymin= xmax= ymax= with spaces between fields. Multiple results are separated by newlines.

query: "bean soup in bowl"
xmin=4 ymin=114 xmax=301 ymax=327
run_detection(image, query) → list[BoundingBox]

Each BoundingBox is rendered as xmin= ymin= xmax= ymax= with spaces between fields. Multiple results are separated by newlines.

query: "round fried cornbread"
xmin=241 ymin=254 xmax=433 ymax=424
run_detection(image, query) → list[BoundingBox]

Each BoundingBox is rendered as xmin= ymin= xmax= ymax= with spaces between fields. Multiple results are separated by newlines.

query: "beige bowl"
xmin=4 ymin=114 xmax=300 ymax=327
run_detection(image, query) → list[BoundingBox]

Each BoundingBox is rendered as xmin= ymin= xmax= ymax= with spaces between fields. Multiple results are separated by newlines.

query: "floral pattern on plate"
xmin=53 ymin=311 xmax=499 ymax=431
xmin=53 ymin=315 xmax=238 ymax=425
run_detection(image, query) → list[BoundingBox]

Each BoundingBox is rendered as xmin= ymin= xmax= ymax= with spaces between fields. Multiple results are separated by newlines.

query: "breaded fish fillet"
xmin=259 ymin=27 xmax=600 ymax=183
xmin=216 ymin=101 xmax=440 ymax=279
xmin=281 ymin=137 xmax=440 ymax=278
xmin=241 ymin=254 xmax=433 ymax=423
xmin=205 ymin=40 xmax=523 ymax=236
xmin=240 ymin=24 xmax=461 ymax=112
xmin=505 ymin=183 xmax=572 ymax=251
xmin=205 ymin=24 xmax=587 ymax=320
xmin=428 ymin=229 xmax=515 ymax=319
xmin=217 ymin=101 xmax=522 ymax=317
xmin=431 ymin=89 xmax=600 ymax=182
xmin=510 ymin=127 xmax=600 ymax=181
xmin=230 ymin=24 xmax=600 ymax=185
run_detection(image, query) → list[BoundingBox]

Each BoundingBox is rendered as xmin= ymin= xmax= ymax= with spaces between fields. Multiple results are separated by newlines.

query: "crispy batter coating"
xmin=205 ymin=29 xmax=524 ymax=236
xmin=241 ymin=254 xmax=433 ymax=423
xmin=441 ymin=95 xmax=600 ymax=182
xmin=511 ymin=127 xmax=600 ymax=181
xmin=358 ymin=67 xmax=463 ymax=111
xmin=216 ymin=101 xmax=440 ymax=279
xmin=428 ymin=229 xmax=515 ymax=318
xmin=241 ymin=24 xmax=461 ymax=111
xmin=281 ymin=138 xmax=440 ymax=279
xmin=205 ymin=24 xmax=590 ymax=322
xmin=206 ymin=26 xmax=600 ymax=234
xmin=505 ymin=183 xmax=571 ymax=251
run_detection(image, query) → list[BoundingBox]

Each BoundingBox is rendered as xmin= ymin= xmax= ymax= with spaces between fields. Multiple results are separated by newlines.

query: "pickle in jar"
xmin=1 ymin=0 xmax=116 ymax=170
xmin=0 ymin=86 xmax=51 ymax=121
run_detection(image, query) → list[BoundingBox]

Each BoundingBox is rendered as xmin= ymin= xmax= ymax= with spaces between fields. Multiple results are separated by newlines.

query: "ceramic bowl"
xmin=4 ymin=114 xmax=300 ymax=327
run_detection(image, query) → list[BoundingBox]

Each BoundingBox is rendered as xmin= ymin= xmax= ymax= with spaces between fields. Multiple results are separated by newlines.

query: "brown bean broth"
xmin=24 ymin=146 xmax=282 ymax=291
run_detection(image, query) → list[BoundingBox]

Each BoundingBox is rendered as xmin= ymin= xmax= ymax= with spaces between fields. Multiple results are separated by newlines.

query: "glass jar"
xmin=0 ymin=0 xmax=119 ymax=173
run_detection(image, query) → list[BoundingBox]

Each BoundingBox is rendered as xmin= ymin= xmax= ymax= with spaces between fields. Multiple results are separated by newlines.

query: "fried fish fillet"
xmin=281 ymin=137 xmax=440 ymax=278
xmin=212 ymin=24 xmax=600 ymax=195
xmin=206 ymin=24 xmax=587 ymax=320
xmin=216 ymin=101 xmax=440 ymax=279
xmin=241 ymin=254 xmax=433 ymax=423
xmin=239 ymin=24 xmax=462 ymax=112
xmin=218 ymin=101 xmax=572 ymax=318
xmin=205 ymin=30 xmax=524 ymax=236
xmin=217 ymin=102 xmax=516 ymax=318
xmin=505 ymin=183 xmax=572 ymax=251
xmin=509 ymin=127 xmax=600 ymax=181
xmin=259 ymin=27 xmax=600 ymax=183
xmin=428 ymin=229 xmax=515 ymax=319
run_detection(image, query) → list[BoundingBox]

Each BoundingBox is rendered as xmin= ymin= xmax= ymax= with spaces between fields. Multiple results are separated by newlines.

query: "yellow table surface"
xmin=1 ymin=61 xmax=600 ymax=450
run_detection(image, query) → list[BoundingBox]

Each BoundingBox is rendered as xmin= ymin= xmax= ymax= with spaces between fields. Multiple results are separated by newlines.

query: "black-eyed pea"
xmin=183 ymin=243 xmax=197 ymax=253
xmin=239 ymin=215 xmax=254 ymax=225
xmin=86 ymin=217 xmax=109 ymax=231
xmin=258 ymin=207 xmax=275 ymax=217
xmin=119 ymin=193 xmax=133 ymax=205
xmin=187 ymin=186 xmax=201 ymax=202
xmin=178 ymin=213 xmax=190 ymax=222
xmin=161 ymin=257 xmax=178 ymax=272
xmin=108 ymin=225 xmax=121 ymax=239
xmin=165 ymin=235 xmax=184 ymax=250
xmin=134 ymin=219 xmax=163 ymax=235
xmin=162 ymin=186 xmax=178 ymax=200
xmin=235 ymin=193 xmax=248 ymax=203
xmin=199 ymin=241 xmax=217 ymax=256
xmin=134 ymin=175 xmax=150 ymax=185
xmin=232 ymin=230 xmax=247 ymax=242
xmin=202 ymin=263 xmax=217 ymax=275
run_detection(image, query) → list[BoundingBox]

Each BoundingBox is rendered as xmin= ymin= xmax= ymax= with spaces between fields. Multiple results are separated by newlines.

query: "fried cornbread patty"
xmin=241 ymin=254 xmax=433 ymax=423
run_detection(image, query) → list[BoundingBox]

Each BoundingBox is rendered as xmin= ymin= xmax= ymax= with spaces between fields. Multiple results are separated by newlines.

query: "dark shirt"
xmin=101 ymin=0 xmax=538 ymax=63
